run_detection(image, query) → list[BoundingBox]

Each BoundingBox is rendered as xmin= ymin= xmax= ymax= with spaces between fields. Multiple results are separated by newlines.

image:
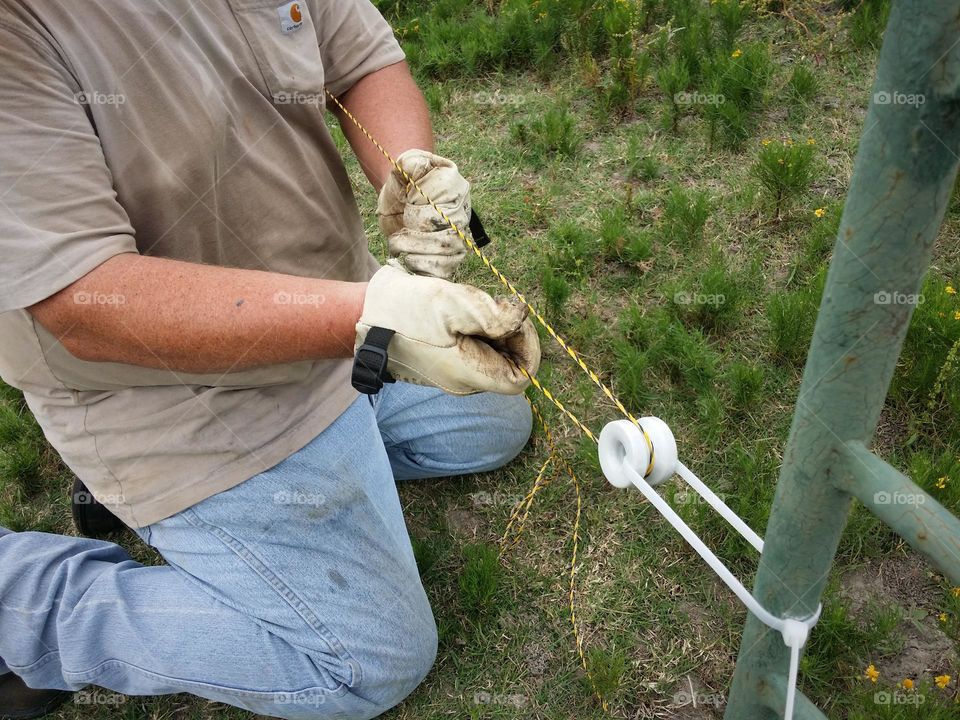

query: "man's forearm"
xmin=333 ymin=60 xmax=434 ymax=190
xmin=28 ymin=253 xmax=367 ymax=374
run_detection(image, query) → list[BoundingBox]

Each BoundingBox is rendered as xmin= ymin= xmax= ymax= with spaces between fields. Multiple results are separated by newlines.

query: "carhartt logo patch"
xmin=277 ymin=1 xmax=303 ymax=33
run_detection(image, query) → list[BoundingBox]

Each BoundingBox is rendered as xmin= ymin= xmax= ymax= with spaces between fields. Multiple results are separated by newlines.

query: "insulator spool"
xmin=598 ymin=417 xmax=678 ymax=488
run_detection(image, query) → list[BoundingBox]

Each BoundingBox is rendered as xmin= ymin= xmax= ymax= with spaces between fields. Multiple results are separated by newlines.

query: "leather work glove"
xmin=355 ymin=264 xmax=540 ymax=395
xmin=377 ymin=148 xmax=471 ymax=280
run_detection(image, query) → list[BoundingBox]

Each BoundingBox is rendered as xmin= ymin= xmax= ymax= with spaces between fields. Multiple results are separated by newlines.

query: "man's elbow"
xmin=27 ymin=291 xmax=107 ymax=363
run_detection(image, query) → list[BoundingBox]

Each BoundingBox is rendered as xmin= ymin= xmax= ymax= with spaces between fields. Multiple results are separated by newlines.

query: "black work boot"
xmin=71 ymin=477 xmax=124 ymax=538
xmin=0 ymin=674 xmax=72 ymax=720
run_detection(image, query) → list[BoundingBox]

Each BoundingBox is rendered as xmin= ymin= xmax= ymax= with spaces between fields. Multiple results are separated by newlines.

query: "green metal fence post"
xmin=724 ymin=1 xmax=960 ymax=717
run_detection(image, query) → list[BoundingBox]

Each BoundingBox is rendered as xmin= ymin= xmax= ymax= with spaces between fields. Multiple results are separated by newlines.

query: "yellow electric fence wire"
xmin=523 ymin=402 xmax=610 ymax=713
xmin=326 ymin=89 xmax=625 ymax=710
xmin=500 ymin=454 xmax=555 ymax=551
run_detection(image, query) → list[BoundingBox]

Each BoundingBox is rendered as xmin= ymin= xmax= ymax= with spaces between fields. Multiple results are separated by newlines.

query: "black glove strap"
xmin=352 ymin=326 xmax=396 ymax=395
xmin=469 ymin=209 xmax=491 ymax=248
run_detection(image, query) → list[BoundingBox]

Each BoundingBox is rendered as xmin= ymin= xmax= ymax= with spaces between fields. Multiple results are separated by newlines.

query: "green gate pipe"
xmin=724 ymin=1 xmax=960 ymax=717
xmin=842 ymin=441 xmax=960 ymax=582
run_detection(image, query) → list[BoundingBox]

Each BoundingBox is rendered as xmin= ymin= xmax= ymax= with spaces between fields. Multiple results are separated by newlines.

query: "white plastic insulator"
xmin=598 ymin=417 xmax=678 ymax=488
xmin=598 ymin=415 xmax=820 ymax=720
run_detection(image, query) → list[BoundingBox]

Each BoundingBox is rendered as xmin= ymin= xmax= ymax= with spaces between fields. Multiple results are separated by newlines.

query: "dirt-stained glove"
xmin=355 ymin=264 xmax=540 ymax=395
xmin=377 ymin=149 xmax=471 ymax=279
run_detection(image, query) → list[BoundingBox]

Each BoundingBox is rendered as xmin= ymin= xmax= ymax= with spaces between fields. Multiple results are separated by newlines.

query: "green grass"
xmin=3 ymin=0 xmax=959 ymax=718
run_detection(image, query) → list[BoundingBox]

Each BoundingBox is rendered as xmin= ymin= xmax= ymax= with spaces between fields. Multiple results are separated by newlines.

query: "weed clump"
xmin=660 ymin=185 xmax=711 ymax=248
xmin=511 ymin=105 xmax=581 ymax=164
xmin=459 ymin=543 xmax=500 ymax=615
xmin=752 ymin=138 xmax=817 ymax=218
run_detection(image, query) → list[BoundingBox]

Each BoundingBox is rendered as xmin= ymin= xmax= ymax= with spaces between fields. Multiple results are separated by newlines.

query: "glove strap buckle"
xmin=352 ymin=326 xmax=396 ymax=394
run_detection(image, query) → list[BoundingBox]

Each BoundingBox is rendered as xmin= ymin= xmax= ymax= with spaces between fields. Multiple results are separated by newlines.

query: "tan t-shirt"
xmin=0 ymin=0 xmax=404 ymax=527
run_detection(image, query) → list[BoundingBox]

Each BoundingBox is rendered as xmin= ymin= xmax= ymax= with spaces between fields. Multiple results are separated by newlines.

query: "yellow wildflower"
xmin=761 ymin=138 xmax=772 ymax=146
xmin=732 ymin=48 xmax=742 ymax=58
xmin=935 ymin=674 xmax=951 ymax=689
xmin=901 ymin=678 xmax=914 ymax=691
xmin=807 ymin=137 xmax=816 ymax=145
xmin=865 ymin=664 xmax=880 ymax=683
xmin=939 ymin=612 xmax=948 ymax=623
xmin=815 ymin=208 xmax=826 ymax=218
xmin=946 ymin=285 xmax=956 ymax=295
xmin=953 ymin=587 xmax=960 ymax=598
xmin=954 ymin=310 xmax=960 ymax=320
xmin=937 ymin=476 xmax=948 ymax=489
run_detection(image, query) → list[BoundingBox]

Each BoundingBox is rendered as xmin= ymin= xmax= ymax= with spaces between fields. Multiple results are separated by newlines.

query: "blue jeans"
xmin=0 ymin=383 xmax=531 ymax=719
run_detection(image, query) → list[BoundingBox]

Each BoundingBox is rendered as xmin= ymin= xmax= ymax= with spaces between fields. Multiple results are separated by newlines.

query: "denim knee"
xmin=490 ymin=393 xmax=533 ymax=466
xmin=346 ymin=606 xmax=438 ymax=718
xmin=266 ymin=611 xmax=437 ymax=720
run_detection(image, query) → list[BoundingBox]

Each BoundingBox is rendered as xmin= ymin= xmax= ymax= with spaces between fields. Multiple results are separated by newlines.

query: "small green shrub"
xmin=890 ymin=275 xmax=960 ymax=412
xmin=752 ymin=138 xmax=817 ymax=217
xmin=786 ymin=63 xmax=819 ymax=109
xmin=540 ymin=266 xmax=571 ymax=318
xmin=660 ymin=185 xmax=711 ymax=247
xmin=725 ymin=360 xmax=765 ymax=409
xmin=645 ymin=314 xmax=719 ymax=392
xmin=0 ymin=437 xmax=44 ymax=487
xmin=585 ymin=647 xmax=627 ymax=700
xmin=613 ymin=338 xmax=653 ymax=409
xmin=696 ymin=390 xmax=726 ymax=445
xmin=703 ymin=43 xmax=773 ymax=148
xmin=459 ymin=543 xmax=500 ymax=615
xmin=422 ymin=83 xmax=448 ymax=116
xmin=767 ymin=271 xmax=825 ymax=365
xmin=599 ymin=205 xmax=652 ymax=265
xmin=626 ymin=136 xmax=660 ymax=182
xmin=545 ymin=220 xmax=592 ymax=280
xmin=511 ymin=105 xmax=581 ymax=163
xmin=656 ymin=57 xmax=691 ymax=131
xmin=597 ymin=53 xmax=650 ymax=120
xmin=669 ymin=252 xmax=745 ymax=333
xmin=847 ymin=0 xmax=890 ymax=51
xmin=790 ymin=205 xmax=839 ymax=283
xmin=712 ymin=0 xmax=752 ymax=50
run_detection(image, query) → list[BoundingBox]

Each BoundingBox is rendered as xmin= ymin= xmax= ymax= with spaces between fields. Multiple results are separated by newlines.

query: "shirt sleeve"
xmin=312 ymin=0 xmax=406 ymax=97
xmin=0 ymin=23 xmax=138 ymax=314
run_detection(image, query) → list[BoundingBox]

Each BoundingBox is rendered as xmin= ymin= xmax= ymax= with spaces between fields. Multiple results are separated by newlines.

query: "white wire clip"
xmin=598 ymin=418 xmax=821 ymax=720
